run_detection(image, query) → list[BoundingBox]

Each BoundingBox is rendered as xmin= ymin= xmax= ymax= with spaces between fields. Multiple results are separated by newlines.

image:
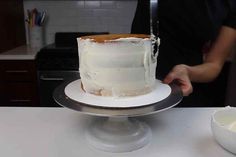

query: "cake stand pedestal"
xmin=53 ymin=80 xmax=182 ymax=153
xmin=86 ymin=117 xmax=151 ymax=152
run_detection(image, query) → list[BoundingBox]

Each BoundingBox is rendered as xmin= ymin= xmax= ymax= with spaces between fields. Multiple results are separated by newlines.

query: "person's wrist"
xmin=182 ymin=64 xmax=192 ymax=80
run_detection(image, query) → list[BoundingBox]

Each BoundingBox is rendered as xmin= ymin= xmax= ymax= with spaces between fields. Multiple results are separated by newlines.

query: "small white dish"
xmin=211 ymin=106 xmax=236 ymax=154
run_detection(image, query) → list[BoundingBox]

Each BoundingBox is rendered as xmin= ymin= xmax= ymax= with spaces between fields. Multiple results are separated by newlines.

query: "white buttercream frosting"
xmin=77 ymin=35 xmax=158 ymax=97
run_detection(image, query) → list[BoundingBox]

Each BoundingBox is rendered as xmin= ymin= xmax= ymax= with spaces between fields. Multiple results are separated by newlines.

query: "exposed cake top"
xmin=79 ymin=34 xmax=150 ymax=43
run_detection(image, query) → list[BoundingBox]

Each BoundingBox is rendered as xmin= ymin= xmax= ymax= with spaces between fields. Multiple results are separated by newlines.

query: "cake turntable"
xmin=53 ymin=79 xmax=183 ymax=153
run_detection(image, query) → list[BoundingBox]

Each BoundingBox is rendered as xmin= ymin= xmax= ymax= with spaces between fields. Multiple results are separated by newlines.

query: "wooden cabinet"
xmin=0 ymin=60 xmax=39 ymax=106
xmin=0 ymin=0 xmax=26 ymax=53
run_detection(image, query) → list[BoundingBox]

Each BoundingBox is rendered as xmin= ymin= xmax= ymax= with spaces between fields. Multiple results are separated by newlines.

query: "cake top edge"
xmin=79 ymin=34 xmax=150 ymax=43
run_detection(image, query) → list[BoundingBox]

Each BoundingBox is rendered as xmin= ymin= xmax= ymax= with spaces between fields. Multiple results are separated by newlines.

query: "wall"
xmin=23 ymin=0 xmax=137 ymax=45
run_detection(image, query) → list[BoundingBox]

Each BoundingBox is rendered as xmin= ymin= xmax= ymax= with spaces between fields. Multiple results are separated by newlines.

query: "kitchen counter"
xmin=0 ymin=45 xmax=39 ymax=60
xmin=0 ymin=107 xmax=235 ymax=157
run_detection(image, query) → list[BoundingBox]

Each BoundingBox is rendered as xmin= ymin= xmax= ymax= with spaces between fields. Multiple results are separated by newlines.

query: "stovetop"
xmin=36 ymin=44 xmax=79 ymax=71
xmin=36 ymin=32 xmax=108 ymax=71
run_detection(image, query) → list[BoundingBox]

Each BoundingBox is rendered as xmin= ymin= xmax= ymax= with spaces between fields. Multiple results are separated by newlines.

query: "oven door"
xmin=38 ymin=71 xmax=80 ymax=107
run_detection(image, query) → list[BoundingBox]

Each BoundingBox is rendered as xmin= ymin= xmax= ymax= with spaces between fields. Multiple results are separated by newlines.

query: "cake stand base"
xmin=86 ymin=117 xmax=151 ymax=153
xmin=53 ymin=79 xmax=183 ymax=152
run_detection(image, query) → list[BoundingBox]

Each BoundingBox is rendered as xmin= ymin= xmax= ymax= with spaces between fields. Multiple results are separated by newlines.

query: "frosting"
xmin=228 ymin=121 xmax=236 ymax=132
xmin=77 ymin=34 xmax=158 ymax=97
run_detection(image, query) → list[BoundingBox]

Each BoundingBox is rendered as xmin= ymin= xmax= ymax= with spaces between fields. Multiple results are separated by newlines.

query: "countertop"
xmin=0 ymin=45 xmax=40 ymax=60
xmin=0 ymin=107 xmax=235 ymax=157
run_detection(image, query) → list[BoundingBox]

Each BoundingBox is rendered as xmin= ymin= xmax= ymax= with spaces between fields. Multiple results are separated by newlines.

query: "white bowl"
xmin=211 ymin=106 xmax=236 ymax=154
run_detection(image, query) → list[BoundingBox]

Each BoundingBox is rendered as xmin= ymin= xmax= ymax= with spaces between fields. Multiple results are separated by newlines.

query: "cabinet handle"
xmin=5 ymin=70 xmax=28 ymax=73
xmin=10 ymin=99 xmax=31 ymax=103
xmin=40 ymin=76 xmax=64 ymax=81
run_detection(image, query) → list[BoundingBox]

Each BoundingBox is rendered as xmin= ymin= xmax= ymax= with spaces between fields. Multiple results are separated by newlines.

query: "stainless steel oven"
xmin=38 ymin=71 xmax=79 ymax=107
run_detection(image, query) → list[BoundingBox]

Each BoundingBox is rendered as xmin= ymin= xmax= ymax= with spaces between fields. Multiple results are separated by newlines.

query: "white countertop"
xmin=0 ymin=107 xmax=235 ymax=157
xmin=0 ymin=45 xmax=39 ymax=60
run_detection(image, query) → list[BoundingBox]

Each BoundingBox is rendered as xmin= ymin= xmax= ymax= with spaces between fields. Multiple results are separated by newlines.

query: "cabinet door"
xmin=0 ymin=0 xmax=26 ymax=53
xmin=4 ymin=83 xmax=36 ymax=106
xmin=0 ymin=62 xmax=6 ymax=105
xmin=1 ymin=60 xmax=36 ymax=82
xmin=0 ymin=84 xmax=6 ymax=105
xmin=0 ymin=60 xmax=39 ymax=106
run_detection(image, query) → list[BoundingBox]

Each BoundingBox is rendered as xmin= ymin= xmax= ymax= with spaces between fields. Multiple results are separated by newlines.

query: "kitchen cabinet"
xmin=0 ymin=0 xmax=26 ymax=53
xmin=0 ymin=60 xmax=39 ymax=106
xmin=0 ymin=46 xmax=40 ymax=106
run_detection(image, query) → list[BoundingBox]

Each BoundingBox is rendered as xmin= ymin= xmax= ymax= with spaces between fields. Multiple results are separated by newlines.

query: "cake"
xmin=77 ymin=34 xmax=158 ymax=97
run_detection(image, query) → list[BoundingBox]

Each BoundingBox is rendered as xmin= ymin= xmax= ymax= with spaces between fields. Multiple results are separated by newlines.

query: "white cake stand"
xmin=53 ymin=79 xmax=183 ymax=153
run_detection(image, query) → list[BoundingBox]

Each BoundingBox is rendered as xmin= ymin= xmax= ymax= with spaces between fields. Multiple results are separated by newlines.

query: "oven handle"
xmin=10 ymin=99 xmax=31 ymax=103
xmin=40 ymin=76 xmax=64 ymax=81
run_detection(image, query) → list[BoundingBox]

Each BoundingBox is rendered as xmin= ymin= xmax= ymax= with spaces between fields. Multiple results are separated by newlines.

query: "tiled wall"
xmin=23 ymin=0 xmax=137 ymax=45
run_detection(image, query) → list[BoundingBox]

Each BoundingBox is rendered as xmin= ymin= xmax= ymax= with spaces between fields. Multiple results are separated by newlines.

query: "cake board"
xmin=53 ymin=79 xmax=183 ymax=152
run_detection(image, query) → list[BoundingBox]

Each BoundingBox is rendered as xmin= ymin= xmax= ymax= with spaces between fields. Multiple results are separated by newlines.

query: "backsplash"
xmin=23 ymin=0 xmax=137 ymax=45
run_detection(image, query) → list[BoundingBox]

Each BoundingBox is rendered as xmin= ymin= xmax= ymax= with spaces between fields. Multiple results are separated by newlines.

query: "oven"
xmin=37 ymin=43 xmax=80 ymax=107
xmin=36 ymin=32 xmax=108 ymax=107
xmin=38 ymin=70 xmax=79 ymax=107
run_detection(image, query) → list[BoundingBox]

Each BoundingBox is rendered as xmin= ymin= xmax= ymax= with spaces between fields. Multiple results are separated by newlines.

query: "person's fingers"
xmin=166 ymin=74 xmax=193 ymax=96
xmin=181 ymin=82 xmax=193 ymax=96
xmin=163 ymin=64 xmax=193 ymax=96
xmin=177 ymin=76 xmax=193 ymax=96
xmin=169 ymin=77 xmax=192 ymax=96
xmin=163 ymin=72 xmax=175 ymax=84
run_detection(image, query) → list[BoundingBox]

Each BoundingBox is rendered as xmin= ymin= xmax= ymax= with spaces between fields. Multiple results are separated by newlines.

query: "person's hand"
xmin=163 ymin=64 xmax=193 ymax=96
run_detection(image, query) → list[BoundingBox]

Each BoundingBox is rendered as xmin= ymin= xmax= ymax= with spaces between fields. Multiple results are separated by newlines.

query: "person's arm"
xmin=164 ymin=26 xmax=236 ymax=96
xmin=188 ymin=26 xmax=236 ymax=82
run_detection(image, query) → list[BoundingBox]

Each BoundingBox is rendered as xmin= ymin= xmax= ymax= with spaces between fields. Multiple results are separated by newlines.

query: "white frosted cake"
xmin=77 ymin=34 xmax=158 ymax=97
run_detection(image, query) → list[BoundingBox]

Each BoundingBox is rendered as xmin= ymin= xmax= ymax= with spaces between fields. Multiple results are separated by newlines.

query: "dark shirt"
xmin=131 ymin=0 xmax=236 ymax=107
xmin=132 ymin=0 xmax=236 ymax=37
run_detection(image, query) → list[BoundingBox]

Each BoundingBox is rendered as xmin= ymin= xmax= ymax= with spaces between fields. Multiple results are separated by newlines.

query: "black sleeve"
xmin=223 ymin=0 xmax=236 ymax=29
xmin=131 ymin=0 xmax=150 ymax=34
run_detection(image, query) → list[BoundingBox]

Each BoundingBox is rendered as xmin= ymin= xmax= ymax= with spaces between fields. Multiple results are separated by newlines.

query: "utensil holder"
xmin=29 ymin=26 xmax=44 ymax=48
